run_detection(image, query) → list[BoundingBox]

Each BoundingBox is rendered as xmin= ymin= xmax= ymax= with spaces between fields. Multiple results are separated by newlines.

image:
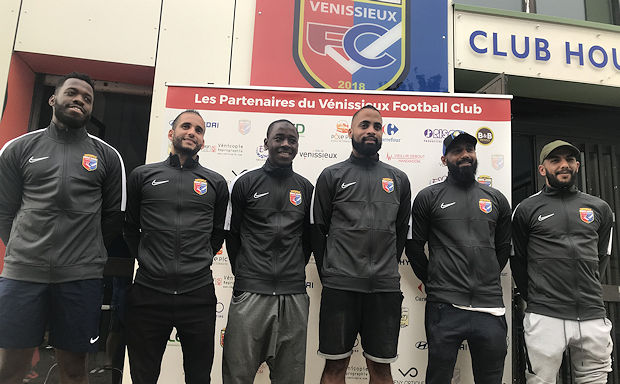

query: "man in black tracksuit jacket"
xmin=222 ymin=119 xmax=313 ymax=384
xmin=407 ymin=130 xmax=511 ymax=384
xmin=312 ymin=105 xmax=411 ymax=383
xmin=124 ymin=110 xmax=228 ymax=384
xmin=0 ymin=73 xmax=125 ymax=383
xmin=511 ymin=140 xmax=614 ymax=384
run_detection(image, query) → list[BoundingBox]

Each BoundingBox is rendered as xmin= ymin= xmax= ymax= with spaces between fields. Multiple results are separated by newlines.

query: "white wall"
xmin=0 ymin=0 xmax=22 ymax=115
xmin=15 ymin=0 xmax=161 ymax=66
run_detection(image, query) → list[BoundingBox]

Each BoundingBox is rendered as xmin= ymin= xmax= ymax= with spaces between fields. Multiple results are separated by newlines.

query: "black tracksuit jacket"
xmin=407 ymin=176 xmax=512 ymax=307
xmin=0 ymin=123 xmax=126 ymax=283
xmin=511 ymin=184 xmax=614 ymax=320
xmin=124 ymin=154 xmax=228 ymax=294
xmin=312 ymin=153 xmax=411 ymax=293
xmin=225 ymin=160 xmax=313 ymax=295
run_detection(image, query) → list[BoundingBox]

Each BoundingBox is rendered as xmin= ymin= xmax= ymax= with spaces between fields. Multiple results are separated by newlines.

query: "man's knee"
xmin=366 ymin=359 xmax=392 ymax=381
xmin=323 ymin=358 xmax=349 ymax=376
xmin=56 ymin=350 xmax=88 ymax=382
xmin=0 ymin=348 xmax=35 ymax=383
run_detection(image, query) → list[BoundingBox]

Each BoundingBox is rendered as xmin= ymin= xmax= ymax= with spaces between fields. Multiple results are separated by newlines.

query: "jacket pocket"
xmin=6 ymin=210 xmax=55 ymax=265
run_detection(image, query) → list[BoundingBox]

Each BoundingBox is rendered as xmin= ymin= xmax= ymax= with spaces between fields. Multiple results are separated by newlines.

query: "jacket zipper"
xmin=367 ymin=167 xmax=374 ymax=292
xmin=563 ymin=194 xmax=580 ymax=319
xmin=467 ymin=186 xmax=475 ymax=306
xmin=174 ymin=168 xmax=183 ymax=294
xmin=273 ymin=179 xmax=284 ymax=295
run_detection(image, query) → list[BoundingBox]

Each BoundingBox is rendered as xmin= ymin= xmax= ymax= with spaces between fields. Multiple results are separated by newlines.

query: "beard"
xmin=172 ymin=134 xmax=201 ymax=157
xmin=446 ymin=158 xmax=478 ymax=184
xmin=54 ymin=105 xmax=90 ymax=129
xmin=352 ymin=136 xmax=382 ymax=157
xmin=546 ymin=168 xmax=577 ymax=189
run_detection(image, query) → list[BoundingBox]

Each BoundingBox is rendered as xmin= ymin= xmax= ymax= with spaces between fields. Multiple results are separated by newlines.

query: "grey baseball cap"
xmin=539 ymin=140 xmax=580 ymax=164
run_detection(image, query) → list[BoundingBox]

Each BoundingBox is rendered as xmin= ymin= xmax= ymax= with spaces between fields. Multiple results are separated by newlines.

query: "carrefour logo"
xmin=383 ymin=123 xmax=400 ymax=142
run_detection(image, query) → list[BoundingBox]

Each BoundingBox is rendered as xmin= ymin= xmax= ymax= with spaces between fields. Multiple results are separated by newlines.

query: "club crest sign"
xmin=293 ymin=0 xmax=409 ymax=90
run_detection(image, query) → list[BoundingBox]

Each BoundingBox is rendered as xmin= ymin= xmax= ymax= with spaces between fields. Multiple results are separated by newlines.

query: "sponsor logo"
xmin=400 ymin=307 xmax=409 ymax=328
xmin=290 ymin=190 xmax=302 ymax=206
xmin=220 ymin=328 xmax=226 ymax=347
xmin=423 ymin=128 xmax=455 ymax=143
xmin=397 ymin=367 xmax=418 ymax=378
xmin=415 ymin=341 xmax=428 ymax=350
xmin=193 ymin=179 xmax=208 ymax=195
xmin=382 ymin=178 xmax=394 ymax=193
xmin=382 ymin=123 xmax=400 ymax=142
xmin=82 ymin=154 xmax=98 ymax=171
xmin=212 ymin=253 xmax=229 ymax=265
xmin=306 ymin=281 xmax=314 ymax=289
xmin=538 ymin=213 xmax=554 ymax=222
xmin=298 ymin=149 xmax=338 ymax=159
xmin=476 ymin=127 xmax=494 ymax=145
xmin=168 ymin=332 xmax=180 ymax=343
xmin=579 ymin=208 xmax=594 ymax=223
xmin=254 ymin=192 xmax=269 ymax=199
xmin=331 ymin=121 xmax=350 ymax=142
xmin=385 ymin=153 xmax=424 ymax=163
xmin=202 ymin=145 xmax=217 ymax=153
xmin=293 ymin=0 xmax=409 ymax=90
xmin=477 ymin=175 xmax=492 ymax=186
xmin=205 ymin=121 xmax=220 ymax=129
xmin=295 ymin=123 xmax=306 ymax=136
xmin=151 ymin=179 xmax=169 ymax=186
xmin=440 ymin=202 xmax=455 ymax=209
xmin=217 ymin=143 xmax=244 ymax=157
xmin=238 ymin=120 xmax=251 ymax=135
xmin=398 ymin=258 xmax=409 ymax=266
xmin=479 ymin=198 xmax=492 ymax=214
xmin=429 ymin=175 xmax=447 ymax=184
xmin=491 ymin=154 xmax=504 ymax=170
xmin=216 ymin=302 xmax=225 ymax=318
xmin=256 ymin=145 xmax=269 ymax=160
xmin=341 ymin=181 xmax=357 ymax=189
xmin=336 ymin=120 xmax=349 ymax=133
xmin=417 ymin=284 xmax=424 ymax=294
xmin=28 ymin=156 xmax=49 ymax=163
xmin=214 ymin=275 xmax=235 ymax=289
xmin=89 ymin=336 xmax=100 ymax=344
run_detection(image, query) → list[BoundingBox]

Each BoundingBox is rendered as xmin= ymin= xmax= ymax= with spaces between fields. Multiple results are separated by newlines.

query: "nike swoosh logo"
xmin=440 ymin=202 xmax=456 ymax=209
xmin=28 ymin=156 xmax=49 ymax=163
xmin=152 ymin=179 xmax=169 ymax=186
xmin=90 ymin=336 xmax=100 ymax=344
xmin=254 ymin=192 xmax=269 ymax=199
xmin=341 ymin=182 xmax=357 ymax=189
xmin=538 ymin=213 xmax=555 ymax=221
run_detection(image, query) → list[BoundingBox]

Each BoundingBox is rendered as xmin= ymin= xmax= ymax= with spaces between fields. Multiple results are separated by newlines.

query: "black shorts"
xmin=0 ymin=277 xmax=103 ymax=352
xmin=318 ymin=287 xmax=403 ymax=363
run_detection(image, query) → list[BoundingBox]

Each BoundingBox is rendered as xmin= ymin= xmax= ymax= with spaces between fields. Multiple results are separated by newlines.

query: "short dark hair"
xmin=266 ymin=119 xmax=296 ymax=138
xmin=55 ymin=72 xmax=95 ymax=93
xmin=172 ymin=109 xmax=203 ymax=129
xmin=351 ymin=104 xmax=380 ymax=124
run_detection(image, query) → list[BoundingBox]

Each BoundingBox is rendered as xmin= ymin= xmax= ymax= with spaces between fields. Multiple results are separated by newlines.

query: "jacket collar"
xmin=445 ymin=174 xmax=477 ymax=189
xmin=349 ymin=152 xmax=379 ymax=166
xmin=542 ymin=184 xmax=579 ymax=196
xmin=167 ymin=153 xmax=200 ymax=169
xmin=263 ymin=159 xmax=293 ymax=178
xmin=46 ymin=122 xmax=88 ymax=142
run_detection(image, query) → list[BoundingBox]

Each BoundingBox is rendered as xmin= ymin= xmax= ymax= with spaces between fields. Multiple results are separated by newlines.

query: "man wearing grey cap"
xmin=407 ymin=130 xmax=512 ymax=384
xmin=512 ymin=140 xmax=614 ymax=384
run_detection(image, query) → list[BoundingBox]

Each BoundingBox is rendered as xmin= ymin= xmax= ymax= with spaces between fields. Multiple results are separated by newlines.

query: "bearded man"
xmin=124 ymin=109 xmax=228 ymax=384
xmin=312 ymin=105 xmax=411 ymax=384
xmin=511 ymin=140 xmax=614 ymax=384
xmin=406 ymin=130 xmax=512 ymax=384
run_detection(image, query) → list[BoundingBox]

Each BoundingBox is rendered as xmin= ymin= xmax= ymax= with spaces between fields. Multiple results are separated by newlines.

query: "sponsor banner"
xmin=251 ymin=0 xmax=448 ymax=92
xmin=167 ymin=86 xmax=510 ymax=121
xmin=163 ymin=85 xmax=512 ymax=384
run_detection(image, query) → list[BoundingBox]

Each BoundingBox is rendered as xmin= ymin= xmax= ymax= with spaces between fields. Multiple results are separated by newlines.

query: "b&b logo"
xmin=293 ymin=0 xmax=409 ymax=90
